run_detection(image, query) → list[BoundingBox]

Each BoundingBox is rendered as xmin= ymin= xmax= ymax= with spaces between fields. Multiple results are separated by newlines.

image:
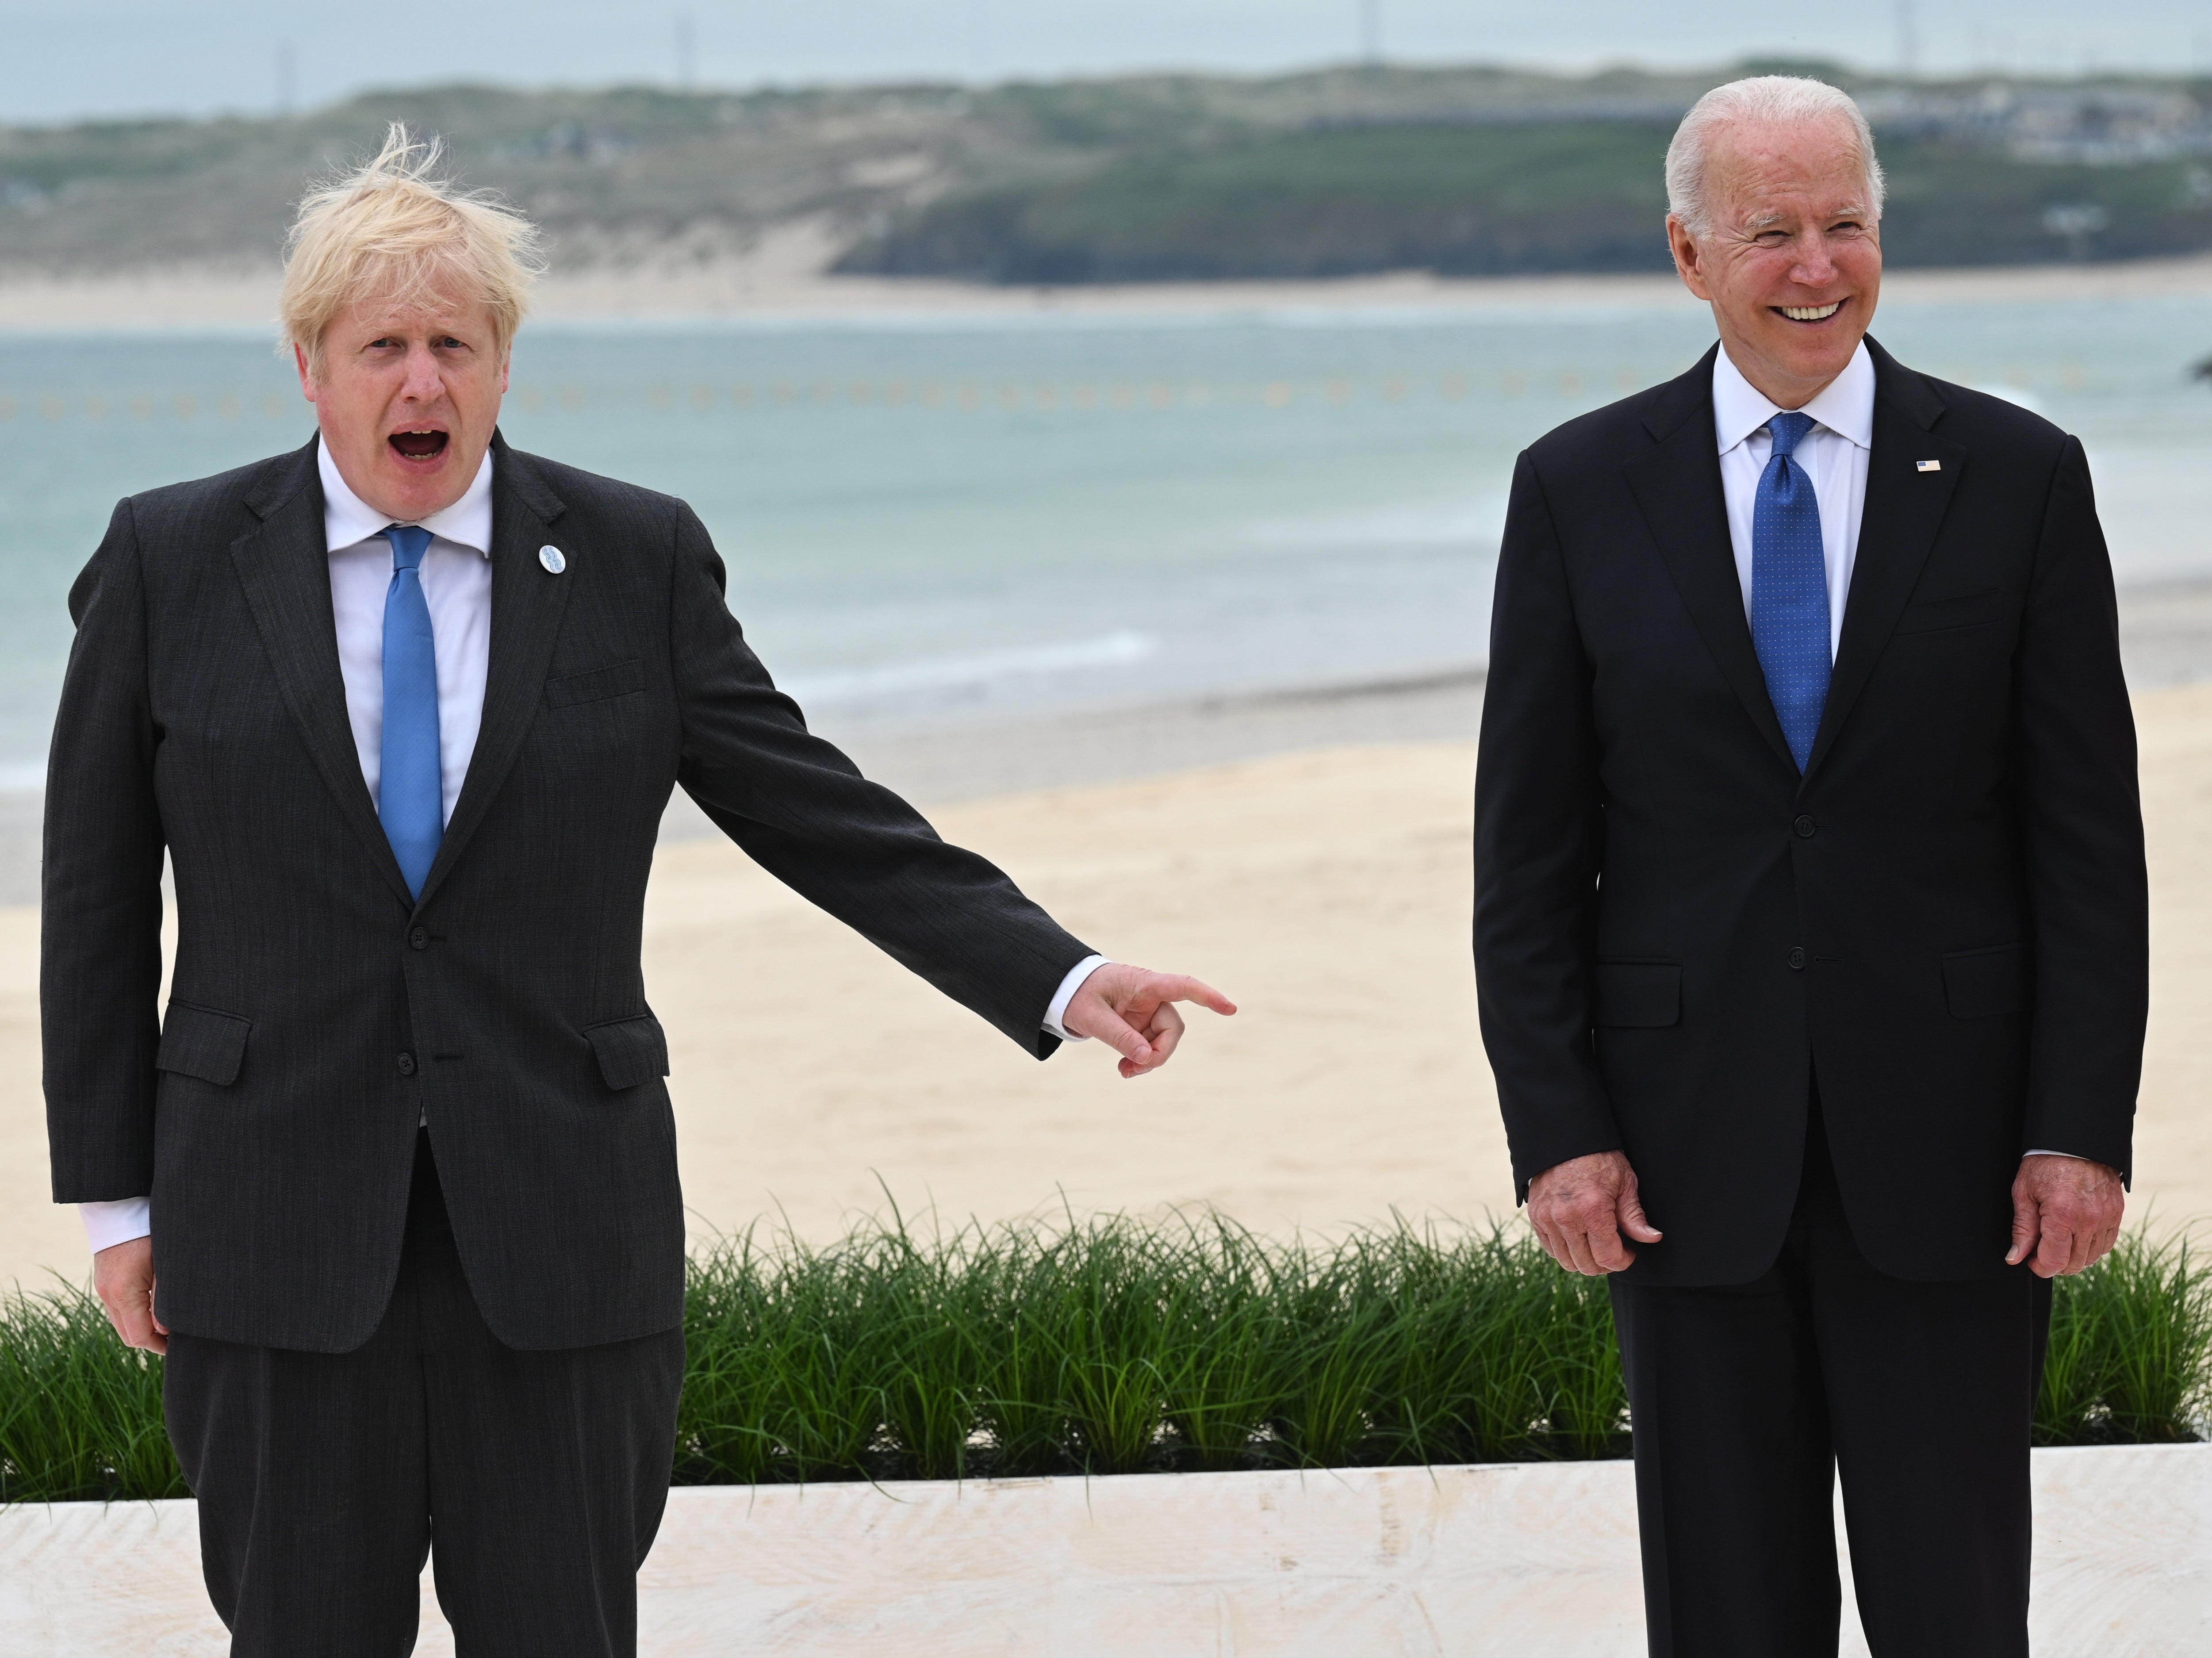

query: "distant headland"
xmin=2 ymin=61 xmax=2209 ymax=306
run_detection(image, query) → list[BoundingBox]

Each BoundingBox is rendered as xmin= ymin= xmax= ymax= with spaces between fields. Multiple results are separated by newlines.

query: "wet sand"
xmin=2 ymin=253 xmax=2208 ymax=334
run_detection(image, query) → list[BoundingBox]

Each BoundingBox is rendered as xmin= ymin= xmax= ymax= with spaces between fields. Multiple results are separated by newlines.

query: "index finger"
xmin=1151 ymin=975 xmax=1237 ymax=1017
xmin=2034 ymin=1220 xmax=2076 ymax=1280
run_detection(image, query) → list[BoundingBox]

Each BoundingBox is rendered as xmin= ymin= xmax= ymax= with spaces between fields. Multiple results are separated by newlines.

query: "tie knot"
xmin=1766 ymin=411 xmax=1816 ymax=458
xmin=382 ymin=524 xmax=432 ymax=572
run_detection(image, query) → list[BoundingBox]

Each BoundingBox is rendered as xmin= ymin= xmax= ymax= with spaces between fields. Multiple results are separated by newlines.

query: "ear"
xmin=1666 ymin=215 xmax=1714 ymax=303
xmin=293 ymin=342 xmax=319 ymax=405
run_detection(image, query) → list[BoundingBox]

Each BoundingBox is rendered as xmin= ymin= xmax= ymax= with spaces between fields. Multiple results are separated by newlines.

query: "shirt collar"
xmin=317 ymin=436 xmax=495 ymax=558
xmin=1712 ymin=339 xmax=1875 ymax=456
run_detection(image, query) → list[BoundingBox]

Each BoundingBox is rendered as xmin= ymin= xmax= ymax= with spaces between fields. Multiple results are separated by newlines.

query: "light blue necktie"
xmin=379 ymin=525 xmax=442 ymax=899
xmin=1749 ymin=411 xmax=1830 ymax=772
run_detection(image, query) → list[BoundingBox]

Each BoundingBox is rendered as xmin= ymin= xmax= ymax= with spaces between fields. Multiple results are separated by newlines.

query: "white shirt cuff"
xmin=2022 ymin=1150 xmax=2074 ymax=1160
xmin=1042 ymin=955 xmax=1111 ymax=1043
xmin=80 ymin=1197 xmax=152 ymax=1253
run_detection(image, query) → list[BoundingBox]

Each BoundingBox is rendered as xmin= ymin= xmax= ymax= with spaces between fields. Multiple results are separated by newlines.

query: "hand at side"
xmin=94 ymin=1235 xmax=168 ymax=1354
xmin=1527 ymin=1151 xmax=1663 ymax=1275
xmin=1061 ymin=963 xmax=1237 ymax=1078
xmin=2007 ymin=1154 xmax=2124 ymax=1278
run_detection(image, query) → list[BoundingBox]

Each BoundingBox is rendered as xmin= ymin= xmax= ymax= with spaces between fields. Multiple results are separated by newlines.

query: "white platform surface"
xmin=2 ymin=1445 xmax=2205 ymax=1655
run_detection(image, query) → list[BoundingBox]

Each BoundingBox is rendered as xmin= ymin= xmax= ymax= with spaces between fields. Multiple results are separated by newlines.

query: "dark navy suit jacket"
xmin=1474 ymin=339 xmax=2147 ymax=1286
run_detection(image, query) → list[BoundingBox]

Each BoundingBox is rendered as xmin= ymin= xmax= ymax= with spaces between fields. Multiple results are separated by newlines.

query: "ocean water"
xmin=0 ymin=289 xmax=2207 ymax=784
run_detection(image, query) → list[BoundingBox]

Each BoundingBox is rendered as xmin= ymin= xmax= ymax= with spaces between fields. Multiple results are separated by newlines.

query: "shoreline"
xmin=2 ymin=572 xmax=2209 ymax=903
xmin=3 ymin=253 xmax=2211 ymax=333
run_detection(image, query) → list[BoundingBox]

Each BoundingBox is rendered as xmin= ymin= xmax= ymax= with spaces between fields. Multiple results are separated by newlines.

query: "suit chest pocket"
xmin=545 ymin=658 xmax=646 ymax=709
xmin=1895 ymin=589 xmax=2005 ymax=636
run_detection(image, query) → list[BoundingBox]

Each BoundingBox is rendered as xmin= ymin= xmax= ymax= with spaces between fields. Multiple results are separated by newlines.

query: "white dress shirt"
xmin=323 ymin=439 xmax=496 ymax=828
xmin=79 ymin=441 xmax=1105 ymax=1252
xmin=1713 ymin=340 xmax=1874 ymax=662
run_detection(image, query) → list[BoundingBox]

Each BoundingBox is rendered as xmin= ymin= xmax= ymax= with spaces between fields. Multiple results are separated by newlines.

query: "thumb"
xmin=1079 ymin=1001 xmax=1154 ymax=1065
xmin=1617 ymin=1184 xmax=1664 ymax=1244
xmin=2006 ymin=1190 xmax=2039 ymax=1267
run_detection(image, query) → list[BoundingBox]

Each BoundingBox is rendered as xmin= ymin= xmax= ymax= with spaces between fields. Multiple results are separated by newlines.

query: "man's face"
xmin=1668 ymin=117 xmax=1883 ymax=409
xmin=297 ymin=278 xmax=509 ymax=523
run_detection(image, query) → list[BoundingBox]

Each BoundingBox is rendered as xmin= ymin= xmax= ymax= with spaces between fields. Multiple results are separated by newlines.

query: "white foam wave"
xmin=1242 ymin=497 xmax=1510 ymax=550
xmin=1975 ymin=383 xmax=2046 ymax=414
xmin=781 ymin=630 xmax=1159 ymax=704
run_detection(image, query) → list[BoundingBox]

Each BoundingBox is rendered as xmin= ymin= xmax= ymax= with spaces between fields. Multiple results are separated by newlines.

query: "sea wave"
xmin=1241 ymin=498 xmax=1510 ymax=550
xmin=779 ymin=630 xmax=1159 ymax=705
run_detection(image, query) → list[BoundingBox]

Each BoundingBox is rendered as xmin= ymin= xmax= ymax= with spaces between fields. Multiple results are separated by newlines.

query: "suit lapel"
xmin=1624 ymin=349 xmax=1798 ymax=772
xmin=230 ymin=438 xmax=418 ymax=909
xmin=413 ymin=437 xmax=571 ymax=909
xmin=1802 ymin=340 xmax=1964 ymax=777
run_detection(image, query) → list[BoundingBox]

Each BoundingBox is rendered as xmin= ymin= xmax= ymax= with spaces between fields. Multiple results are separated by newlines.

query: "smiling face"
xmin=1668 ymin=115 xmax=1883 ymax=409
xmin=296 ymin=273 xmax=509 ymax=522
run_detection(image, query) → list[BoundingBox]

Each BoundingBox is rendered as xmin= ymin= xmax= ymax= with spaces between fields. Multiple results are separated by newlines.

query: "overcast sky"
xmin=3 ymin=0 xmax=2207 ymax=126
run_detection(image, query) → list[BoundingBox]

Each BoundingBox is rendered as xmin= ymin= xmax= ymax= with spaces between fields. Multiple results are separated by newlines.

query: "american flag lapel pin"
xmin=1915 ymin=460 xmax=1942 ymax=473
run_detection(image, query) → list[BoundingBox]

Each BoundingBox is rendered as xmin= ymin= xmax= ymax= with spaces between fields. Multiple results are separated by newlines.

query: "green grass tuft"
xmin=4 ymin=1221 xmax=2204 ymax=1502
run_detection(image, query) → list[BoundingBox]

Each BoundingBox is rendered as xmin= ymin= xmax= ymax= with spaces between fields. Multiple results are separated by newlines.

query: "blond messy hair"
xmin=280 ymin=123 xmax=546 ymax=377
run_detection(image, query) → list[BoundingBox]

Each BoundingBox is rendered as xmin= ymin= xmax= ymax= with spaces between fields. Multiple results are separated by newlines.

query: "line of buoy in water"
xmin=0 ymin=363 xmax=2104 ymax=424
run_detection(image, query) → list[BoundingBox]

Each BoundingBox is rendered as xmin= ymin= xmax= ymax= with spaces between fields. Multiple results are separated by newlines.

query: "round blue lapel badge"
xmin=538 ymin=545 xmax=566 ymax=575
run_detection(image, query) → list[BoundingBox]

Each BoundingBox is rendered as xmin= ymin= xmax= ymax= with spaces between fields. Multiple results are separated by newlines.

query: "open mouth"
xmin=388 ymin=428 xmax=450 ymax=461
xmin=1773 ymin=301 xmax=1844 ymax=324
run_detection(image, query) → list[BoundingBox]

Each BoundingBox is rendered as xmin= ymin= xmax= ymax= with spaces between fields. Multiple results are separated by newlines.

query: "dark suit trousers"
xmin=163 ymin=1134 xmax=686 ymax=1658
xmin=1609 ymin=1098 xmax=2052 ymax=1658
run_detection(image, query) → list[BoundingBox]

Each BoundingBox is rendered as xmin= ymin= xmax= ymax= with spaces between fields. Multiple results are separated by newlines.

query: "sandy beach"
xmin=3 ymin=662 xmax=2211 ymax=1293
xmin=3 ymin=251 xmax=2210 ymax=334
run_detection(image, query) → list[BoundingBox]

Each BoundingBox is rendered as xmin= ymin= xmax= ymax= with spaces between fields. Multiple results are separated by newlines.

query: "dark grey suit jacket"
xmin=44 ymin=432 xmax=1093 ymax=1352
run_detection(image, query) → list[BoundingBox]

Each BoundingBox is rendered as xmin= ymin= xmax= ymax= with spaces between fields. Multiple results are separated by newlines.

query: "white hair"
xmin=1664 ymin=76 xmax=1886 ymax=239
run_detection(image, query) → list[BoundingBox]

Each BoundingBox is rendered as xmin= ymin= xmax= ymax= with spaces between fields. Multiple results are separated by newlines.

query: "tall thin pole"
xmin=1895 ymin=0 xmax=1918 ymax=80
xmin=675 ymin=12 xmax=697 ymax=91
xmin=1360 ymin=0 xmax=1381 ymax=65
xmin=276 ymin=41 xmax=297 ymax=117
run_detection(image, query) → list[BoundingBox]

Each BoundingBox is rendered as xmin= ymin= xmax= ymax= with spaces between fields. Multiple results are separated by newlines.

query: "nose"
xmin=399 ymin=342 xmax=445 ymax=401
xmin=1790 ymin=230 xmax=1840 ymax=288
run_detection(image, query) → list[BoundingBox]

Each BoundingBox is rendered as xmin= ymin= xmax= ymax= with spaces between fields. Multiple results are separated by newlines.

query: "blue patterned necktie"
xmin=1749 ymin=411 xmax=1830 ymax=772
xmin=379 ymin=525 xmax=442 ymax=899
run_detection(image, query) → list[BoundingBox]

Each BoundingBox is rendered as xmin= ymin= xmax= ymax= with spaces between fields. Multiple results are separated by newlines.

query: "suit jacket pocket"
xmin=1895 ymin=589 xmax=2002 ymax=635
xmin=583 ymin=1013 xmax=671 ymax=1091
xmin=157 ymin=1001 xmax=252 ymax=1086
xmin=545 ymin=658 xmax=647 ymax=709
xmin=1942 ymin=944 xmax=2031 ymax=1019
xmin=1594 ymin=961 xmax=1681 ymax=1028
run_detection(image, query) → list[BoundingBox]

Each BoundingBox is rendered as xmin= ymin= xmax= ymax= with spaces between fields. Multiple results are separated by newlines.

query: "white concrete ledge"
xmin=2 ymin=1446 xmax=2205 ymax=1655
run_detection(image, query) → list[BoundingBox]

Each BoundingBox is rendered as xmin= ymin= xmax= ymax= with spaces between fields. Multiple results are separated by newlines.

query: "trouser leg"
xmin=1798 ymin=1134 xmax=2050 ymax=1658
xmin=407 ymin=1149 xmax=685 ymax=1658
xmin=162 ymin=1133 xmax=685 ymax=1658
xmin=1611 ymin=1254 xmax=1841 ymax=1658
xmin=164 ymin=1224 xmax=432 ymax=1655
xmin=1612 ymin=1094 xmax=2047 ymax=1658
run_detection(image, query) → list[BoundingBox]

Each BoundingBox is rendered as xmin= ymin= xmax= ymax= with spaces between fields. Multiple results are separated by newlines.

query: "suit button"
xmin=1787 ymin=948 xmax=1807 ymax=971
xmin=397 ymin=1052 xmax=418 ymax=1076
xmin=1793 ymin=814 xmax=1817 ymax=838
xmin=409 ymin=927 xmax=429 ymax=950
